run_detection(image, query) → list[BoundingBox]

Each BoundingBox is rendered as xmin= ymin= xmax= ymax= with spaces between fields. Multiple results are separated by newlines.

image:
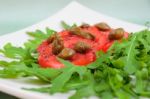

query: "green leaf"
xmin=50 ymin=58 xmax=87 ymax=93
xmin=124 ymin=35 xmax=138 ymax=74
xmin=101 ymin=91 xmax=113 ymax=99
xmin=46 ymin=28 xmax=56 ymax=36
xmin=0 ymin=63 xmax=27 ymax=78
xmin=58 ymin=58 xmax=87 ymax=79
xmin=0 ymin=61 xmax=9 ymax=67
xmin=24 ymin=28 xmax=55 ymax=50
xmin=69 ymin=70 xmax=96 ymax=99
xmin=0 ymin=62 xmax=61 ymax=81
xmin=61 ymin=21 xmax=72 ymax=30
xmin=115 ymin=89 xmax=132 ymax=99
xmin=94 ymin=81 xmax=110 ymax=93
xmin=140 ymin=91 xmax=150 ymax=97
xmin=24 ymin=66 xmax=61 ymax=82
xmin=69 ymin=85 xmax=95 ymax=99
xmin=87 ymin=51 xmax=110 ymax=69
xmin=64 ymin=79 xmax=89 ymax=91
xmin=0 ymin=43 xmax=28 ymax=59
xmin=135 ymin=70 xmax=144 ymax=93
xmin=61 ymin=21 xmax=77 ymax=30
xmin=112 ymin=58 xmax=125 ymax=69
xmin=27 ymin=30 xmax=47 ymax=39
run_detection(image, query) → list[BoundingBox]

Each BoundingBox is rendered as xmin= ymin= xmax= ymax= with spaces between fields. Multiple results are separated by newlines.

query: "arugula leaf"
xmin=101 ymin=91 xmax=113 ymax=99
xmin=69 ymin=70 xmax=96 ymax=99
xmin=27 ymin=30 xmax=47 ymax=39
xmin=0 ymin=43 xmax=28 ymax=59
xmin=24 ymin=28 xmax=55 ymax=51
xmin=61 ymin=21 xmax=71 ymax=30
xmin=61 ymin=21 xmax=77 ymax=30
xmin=135 ymin=70 xmax=143 ymax=93
xmin=0 ymin=63 xmax=27 ymax=78
xmin=25 ymin=65 xmax=61 ymax=82
xmin=115 ymin=89 xmax=132 ymax=99
xmin=87 ymin=51 xmax=110 ymax=69
xmin=27 ymin=29 xmax=56 ymax=40
xmin=0 ymin=61 xmax=9 ymax=67
xmin=124 ymin=35 xmax=138 ymax=74
xmin=69 ymin=85 xmax=95 ymax=99
xmin=0 ymin=63 xmax=61 ymax=82
xmin=0 ymin=23 xmax=150 ymax=99
xmin=50 ymin=58 xmax=87 ymax=93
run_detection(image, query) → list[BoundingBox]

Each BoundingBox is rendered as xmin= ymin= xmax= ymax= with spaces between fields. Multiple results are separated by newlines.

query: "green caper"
xmin=58 ymin=48 xmax=75 ymax=59
xmin=52 ymin=36 xmax=64 ymax=55
xmin=95 ymin=22 xmax=110 ymax=31
xmin=109 ymin=28 xmax=125 ymax=40
xmin=74 ymin=41 xmax=91 ymax=53
xmin=70 ymin=27 xmax=95 ymax=40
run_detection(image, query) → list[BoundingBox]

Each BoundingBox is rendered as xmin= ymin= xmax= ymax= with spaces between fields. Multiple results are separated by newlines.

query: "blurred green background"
xmin=0 ymin=0 xmax=149 ymax=98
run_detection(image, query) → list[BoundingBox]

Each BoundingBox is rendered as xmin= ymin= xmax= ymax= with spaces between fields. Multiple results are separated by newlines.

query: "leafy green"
xmin=0 ymin=22 xmax=150 ymax=99
xmin=24 ymin=64 xmax=61 ymax=82
xmin=61 ymin=21 xmax=77 ymax=30
xmin=124 ymin=35 xmax=138 ymax=74
xmin=50 ymin=58 xmax=87 ymax=93
xmin=24 ymin=28 xmax=56 ymax=51
xmin=0 ymin=62 xmax=28 ymax=78
xmin=0 ymin=43 xmax=29 ymax=59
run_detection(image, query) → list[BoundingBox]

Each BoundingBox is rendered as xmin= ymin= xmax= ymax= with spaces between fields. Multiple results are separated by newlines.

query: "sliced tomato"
xmin=71 ymin=51 xmax=96 ymax=65
xmin=38 ymin=55 xmax=64 ymax=68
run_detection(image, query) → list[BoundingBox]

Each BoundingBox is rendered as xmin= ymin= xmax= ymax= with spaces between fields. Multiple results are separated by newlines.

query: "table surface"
xmin=0 ymin=0 xmax=150 ymax=98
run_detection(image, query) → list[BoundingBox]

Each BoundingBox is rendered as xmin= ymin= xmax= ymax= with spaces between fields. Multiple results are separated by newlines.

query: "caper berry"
xmin=95 ymin=22 xmax=110 ymax=31
xmin=74 ymin=41 xmax=91 ymax=53
xmin=52 ymin=36 xmax=64 ymax=55
xmin=58 ymin=48 xmax=75 ymax=59
xmin=109 ymin=28 xmax=125 ymax=40
xmin=70 ymin=27 xmax=95 ymax=40
xmin=80 ymin=31 xmax=95 ymax=40
xmin=70 ymin=27 xmax=82 ymax=35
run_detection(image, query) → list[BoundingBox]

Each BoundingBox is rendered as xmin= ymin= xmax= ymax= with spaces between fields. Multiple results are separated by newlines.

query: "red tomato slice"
xmin=71 ymin=51 xmax=96 ymax=65
xmin=38 ymin=55 xmax=64 ymax=68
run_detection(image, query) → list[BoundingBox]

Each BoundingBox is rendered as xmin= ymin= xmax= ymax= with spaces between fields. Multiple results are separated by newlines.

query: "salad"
xmin=0 ymin=21 xmax=150 ymax=99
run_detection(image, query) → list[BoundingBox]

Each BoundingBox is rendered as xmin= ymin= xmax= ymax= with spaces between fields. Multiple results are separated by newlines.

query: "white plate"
xmin=0 ymin=1 xmax=146 ymax=99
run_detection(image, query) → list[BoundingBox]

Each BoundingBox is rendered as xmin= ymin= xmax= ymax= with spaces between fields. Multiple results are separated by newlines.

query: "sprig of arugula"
xmin=0 ymin=22 xmax=150 ymax=99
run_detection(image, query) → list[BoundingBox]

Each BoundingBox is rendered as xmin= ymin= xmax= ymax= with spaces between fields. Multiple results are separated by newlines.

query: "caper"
xmin=58 ymin=48 xmax=75 ymax=59
xmin=74 ymin=41 xmax=91 ymax=53
xmin=80 ymin=23 xmax=90 ymax=28
xmin=109 ymin=28 xmax=125 ymax=40
xmin=52 ymin=36 xmax=64 ymax=55
xmin=70 ymin=27 xmax=95 ymax=40
xmin=81 ymin=31 xmax=95 ymax=40
xmin=95 ymin=22 xmax=110 ymax=31
xmin=47 ymin=33 xmax=57 ymax=43
xmin=70 ymin=27 xmax=81 ymax=35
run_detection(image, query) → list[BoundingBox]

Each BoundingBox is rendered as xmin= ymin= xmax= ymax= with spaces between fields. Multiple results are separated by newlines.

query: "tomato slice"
xmin=38 ymin=55 xmax=64 ymax=68
xmin=71 ymin=51 xmax=96 ymax=65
